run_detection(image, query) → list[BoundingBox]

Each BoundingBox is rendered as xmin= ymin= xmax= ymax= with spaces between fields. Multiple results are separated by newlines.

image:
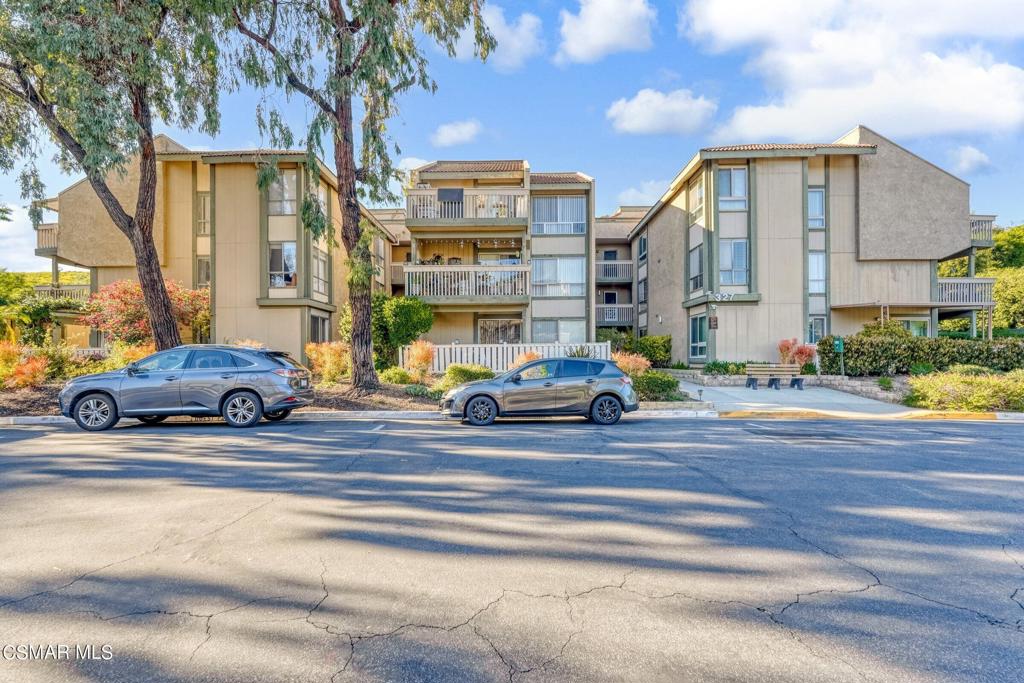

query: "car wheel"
xmin=137 ymin=415 xmax=167 ymax=425
xmin=222 ymin=391 xmax=263 ymax=428
xmin=464 ymin=396 xmax=497 ymax=426
xmin=74 ymin=393 xmax=120 ymax=431
xmin=263 ymin=409 xmax=292 ymax=422
xmin=590 ymin=395 xmax=623 ymax=425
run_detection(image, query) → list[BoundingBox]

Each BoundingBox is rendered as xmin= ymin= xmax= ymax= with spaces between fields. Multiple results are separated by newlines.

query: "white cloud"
xmin=606 ymin=88 xmax=717 ymax=135
xmin=0 ymin=204 xmax=49 ymax=272
xmin=555 ymin=0 xmax=657 ymax=65
xmin=384 ymin=157 xmax=431 ymax=201
xmin=680 ymin=0 xmax=1024 ymax=141
xmin=430 ymin=119 xmax=482 ymax=148
xmin=952 ymin=145 xmax=993 ymax=175
xmin=617 ymin=180 xmax=670 ymax=206
xmin=454 ymin=5 xmax=544 ymax=73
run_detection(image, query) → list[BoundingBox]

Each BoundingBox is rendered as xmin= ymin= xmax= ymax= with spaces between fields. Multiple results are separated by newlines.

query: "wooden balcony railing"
xmin=33 ymin=284 xmax=91 ymax=301
xmin=406 ymin=188 xmax=528 ymax=221
xmin=390 ymin=263 xmax=405 ymax=285
xmin=595 ymin=260 xmax=633 ymax=282
xmin=937 ymin=277 xmax=995 ymax=305
xmin=36 ymin=223 xmax=58 ymax=250
xmin=405 ymin=264 xmax=529 ymax=300
xmin=596 ymin=304 xmax=635 ymax=325
xmin=970 ymin=215 xmax=995 ymax=246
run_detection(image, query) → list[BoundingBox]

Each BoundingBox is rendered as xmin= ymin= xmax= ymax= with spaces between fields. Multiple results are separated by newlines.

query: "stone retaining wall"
xmin=667 ymin=369 xmax=910 ymax=404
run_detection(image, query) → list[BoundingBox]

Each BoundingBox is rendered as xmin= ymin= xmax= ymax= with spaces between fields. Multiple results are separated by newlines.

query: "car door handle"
xmin=543 ymin=381 xmax=554 ymax=387
xmin=585 ymin=378 xmax=597 ymax=384
xmin=220 ymin=373 xmax=235 ymax=379
xmin=163 ymin=376 xmax=178 ymax=381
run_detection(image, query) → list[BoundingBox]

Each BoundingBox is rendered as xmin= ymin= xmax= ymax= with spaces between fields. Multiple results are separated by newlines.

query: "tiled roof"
xmin=158 ymin=148 xmax=303 ymax=157
xmin=530 ymin=172 xmax=589 ymax=184
xmin=418 ymin=160 xmax=524 ymax=173
xmin=702 ymin=143 xmax=876 ymax=152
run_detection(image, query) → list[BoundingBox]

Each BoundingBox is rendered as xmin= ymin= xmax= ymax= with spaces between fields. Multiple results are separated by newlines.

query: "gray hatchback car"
xmin=59 ymin=345 xmax=313 ymax=431
xmin=439 ymin=357 xmax=639 ymax=426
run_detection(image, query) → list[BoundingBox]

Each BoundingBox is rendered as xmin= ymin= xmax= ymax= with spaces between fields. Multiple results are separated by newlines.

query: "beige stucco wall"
xmin=162 ymin=161 xmax=195 ymax=285
xmin=832 ymin=307 xmax=932 ymax=337
xmin=837 ymin=126 xmax=969 ymax=261
xmin=212 ymin=164 xmax=264 ymax=344
xmin=637 ymin=190 xmax=689 ymax=363
xmin=531 ymin=235 xmax=586 ymax=256
xmin=426 ymin=312 xmax=475 ymax=344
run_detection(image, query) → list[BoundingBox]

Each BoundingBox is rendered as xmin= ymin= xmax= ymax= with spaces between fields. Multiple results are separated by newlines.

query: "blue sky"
xmin=3 ymin=0 xmax=1024 ymax=271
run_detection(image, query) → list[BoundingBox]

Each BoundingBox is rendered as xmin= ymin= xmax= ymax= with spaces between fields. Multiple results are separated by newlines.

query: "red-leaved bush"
xmin=79 ymin=280 xmax=210 ymax=345
xmin=5 ymin=356 xmax=48 ymax=389
xmin=778 ymin=338 xmax=816 ymax=367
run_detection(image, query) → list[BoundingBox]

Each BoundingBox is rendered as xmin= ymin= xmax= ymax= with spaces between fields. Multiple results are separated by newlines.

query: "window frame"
xmin=531 ymin=319 xmax=585 ymax=344
xmin=897 ymin=318 xmax=930 ymax=337
xmin=689 ymin=314 xmax=708 ymax=359
xmin=807 ymin=316 xmax=826 ymax=344
xmin=807 ymin=187 xmax=825 ymax=229
xmin=688 ymin=244 xmax=704 ymax=292
xmin=637 ymin=234 xmax=648 ymax=262
xmin=268 ymin=169 xmax=298 ymax=216
xmin=312 ymin=248 xmax=329 ymax=296
xmin=688 ymin=177 xmax=704 ymax=223
xmin=531 ymin=195 xmax=587 ymax=235
xmin=531 ymin=256 xmax=586 ymax=298
xmin=718 ymin=239 xmax=749 ymax=286
xmin=310 ymin=313 xmax=331 ymax=344
xmin=718 ymin=166 xmax=748 ymax=211
xmin=196 ymin=192 xmax=211 ymax=235
xmin=808 ymin=251 xmax=827 ymax=294
xmin=269 ymin=241 xmax=298 ymax=289
xmin=638 ymin=278 xmax=648 ymax=304
xmin=478 ymin=318 xmax=522 ymax=344
xmin=195 ymin=255 xmax=211 ymax=289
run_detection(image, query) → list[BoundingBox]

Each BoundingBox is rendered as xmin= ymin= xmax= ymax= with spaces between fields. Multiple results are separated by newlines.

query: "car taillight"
xmin=620 ymin=376 xmax=632 ymax=385
xmin=273 ymin=369 xmax=304 ymax=378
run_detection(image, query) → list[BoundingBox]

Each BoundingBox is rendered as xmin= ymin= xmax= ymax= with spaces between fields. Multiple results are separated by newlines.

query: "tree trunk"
xmin=130 ymin=229 xmax=181 ymax=349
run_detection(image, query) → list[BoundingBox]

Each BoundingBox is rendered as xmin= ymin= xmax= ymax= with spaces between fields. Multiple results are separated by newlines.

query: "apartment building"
xmin=594 ymin=206 xmax=646 ymax=332
xmin=399 ymin=160 xmax=596 ymax=344
xmin=33 ymin=135 xmax=397 ymax=358
xmin=630 ymin=125 xmax=996 ymax=365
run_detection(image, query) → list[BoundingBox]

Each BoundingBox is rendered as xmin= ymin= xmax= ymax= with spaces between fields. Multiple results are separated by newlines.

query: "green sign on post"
xmin=834 ymin=337 xmax=845 ymax=376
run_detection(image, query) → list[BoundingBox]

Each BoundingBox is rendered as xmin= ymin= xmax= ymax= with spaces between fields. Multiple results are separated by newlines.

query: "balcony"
xmin=937 ymin=277 xmax=995 ymax=306
xmin=595 ymin=260 xmax=633 ymax=283
xmin=390 ymin=263 xmax=405 ymax=286
xmin=406 ymin=188 xmax=528 ymax=225
xmin=970 ymin=214 xmax=995 ymax=247
xmin=35 ymin=223 xmax=58 ymax=253
xmin=33 ymin=284 xmax=91 ymax=302
xmin=405 ymin=264 xmax=529 ymax=304
xmin=596 ymin=304 xmax=635 ymax=326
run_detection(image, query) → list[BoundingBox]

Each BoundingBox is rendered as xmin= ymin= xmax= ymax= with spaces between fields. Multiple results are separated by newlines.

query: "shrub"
xmin=566 ymin=345 xmax=592 ymax=358
xmin=669 ymin=361 xmax=689 ymax=370
xmin=404 ymin=384 xmax=430 ymax=397
xmin=80 ymin=279 xmax=210 ymax=345
xmin=778 ymin=338 xmax=798 ymax=363
xmin=859 ymin=320 xmax=912 ymax=338
xmin=626 ymin=335 xmax=671 ymax=367
xmin=906 ymin=371 xmax=1024 ymax=411
xmin=338 ymin=293 xmax=434 ymax=366
xmin=379 ymin=367 xmax=413 ymax=384
xmin=0 ymin=340 xmax=21 ymax=380
xmin=427 ymin=387 xmax=445 ymax=400
xmin=702 ymin=360 xmax=746 ymax=375
xmin=511 ymin=351 xmax=541 ymax=369
xmin=817 ymin=334 xmax=1024 ymax=376
xmin=611 ymin=351 xmax=650 ymax=377
xmin=5 ymin=356 xmax=48 ymax=389
xmin=596 ymin=328 xmax=631 ymax=351
xmin=800 ymin=362 xmax=818 ymax=375
xmin=793 ymin=344 xmax=816 ymax=366
xmin=305 ymin=342 xmax=350 ymax=384
xmin=632 ymin=370 xmax=681 ymax=401
xmin=404 ymin=340 xmax=435 ymax=383
xmin=97 ymin=342 xmax=156 ymax=372
xmin=909 ymin=362 xmax=935 ymax=376
xmin=6 ymin=295 xmax=84 ymax=346
xmin=30 ymin=344 xmax=81 ymax=380
xmin=947 ymin=363 xmax=992 ymax=376
xmin=878 ymin=376 xmax=893 ymax=391
xmin=434 ymin=363 xmax=495 ymax=393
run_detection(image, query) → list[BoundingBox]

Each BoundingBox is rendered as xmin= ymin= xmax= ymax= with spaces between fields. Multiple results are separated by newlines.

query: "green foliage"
xmin=566 ymin=345 xmax=592 ymax=358
xmin=909 ymin=362 xmax=935 ymax=376
xmin=632 ymin=370 xmax=682 ymax=401
xmin=801 ymin=362 xmax=818 ymax=375
xmin=669 ymin=361 xmax=689 ymax=370
xmin=947 ymin=364 xmax=991 ymax=376
xmin=80 ymin=280 xmax=209 ymax=346
xmin=3 ymin=294 xmax=83 ymax=346
xmin=596 ymin=328 xmax=631 ymax=351
xmin=338 ymin=293 xmax=433 ymax=366
xmin=905 ymin=370 xmax=1024 ymax=411
xmin=878 ymin=376 xmax=893 ymax=391
xmin=305 ymin=342 xmax=350 ymax=385
xmin=858 ymin=320 xmax=912 ymax=338
xmin=990 ymin=268 xmax=1024 ymax=329
xmin=702 ymin=360 xmax=747 ymax=375
xmin=379 ymin=367 xmax=413 ymax=384
xmin=817 ymin=334 xmax=1024 ymax=376
xmin=625 ymin=335 xmax=671 ymax=367
xmin=404 ymin=384 xmax=430 ymax=397
xmin=434 ymin=363 xmax=494 ymax=393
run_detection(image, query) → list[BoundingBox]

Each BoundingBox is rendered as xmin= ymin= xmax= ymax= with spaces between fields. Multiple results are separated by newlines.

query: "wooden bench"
xmin=745 ymin=364 xmax=804 ymax=390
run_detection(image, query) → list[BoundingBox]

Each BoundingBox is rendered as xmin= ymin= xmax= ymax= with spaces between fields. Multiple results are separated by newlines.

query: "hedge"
xmin=817 ymin=335 xmax=1024 ymax=376
xmin=626 ymin=335 xmax=671 ymax=367
xmin=906 ymin=370 xmax=1024 ymax=411
xmin=632 ymin=370 xmax=681 ymax=401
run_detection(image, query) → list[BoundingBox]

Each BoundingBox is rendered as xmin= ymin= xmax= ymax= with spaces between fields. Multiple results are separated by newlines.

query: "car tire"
xmin=137 ymin=415 xmax=167 ymax=425
xmin=73 ymin=393 xmax=120 ymax=431
xmin=464 ymin=396 xmax=497 ymax=426
xmin=222 ymin=391 xmax=263 ymax=428
xmin=263 ymin=409 xmax=292 ymax=422
xmin=590 ymin=395 xmax=623 ymax=425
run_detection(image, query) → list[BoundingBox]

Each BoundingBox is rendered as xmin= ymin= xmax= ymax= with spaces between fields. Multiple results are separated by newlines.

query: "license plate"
xmin=299 ymin=379 xmax=309 ymax=389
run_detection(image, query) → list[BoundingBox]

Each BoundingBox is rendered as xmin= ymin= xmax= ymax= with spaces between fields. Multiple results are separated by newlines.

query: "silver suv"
xmin=59 ymin=345 xmax=313 ymax=431
xmin=439 ymin=358 xmax=640 ymax=426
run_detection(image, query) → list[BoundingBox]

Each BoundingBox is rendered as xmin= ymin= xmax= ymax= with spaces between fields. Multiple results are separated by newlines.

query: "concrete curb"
xmin=718 ymin=409 xmax=1022 ymax=421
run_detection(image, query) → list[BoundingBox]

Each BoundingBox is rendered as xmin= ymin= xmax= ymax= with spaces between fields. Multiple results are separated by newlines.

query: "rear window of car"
xmin=562 ymin=360 xmax=604 ymax=377
xmin=230 ymin=353 xmax=257 ymax=368
xmin=265 ymin=352 xmax=306 ymax=370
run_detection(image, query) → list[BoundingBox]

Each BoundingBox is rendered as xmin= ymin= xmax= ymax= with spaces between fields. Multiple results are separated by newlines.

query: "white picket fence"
xmin=400 ymin=341 xmax=612 ymax=374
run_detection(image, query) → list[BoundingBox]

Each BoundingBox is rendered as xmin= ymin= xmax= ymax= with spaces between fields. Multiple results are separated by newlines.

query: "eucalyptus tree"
xmin=233 ymin=0 xmax=494 ymax=389
xmin=0 ymin=0 xmax=224 ymax=349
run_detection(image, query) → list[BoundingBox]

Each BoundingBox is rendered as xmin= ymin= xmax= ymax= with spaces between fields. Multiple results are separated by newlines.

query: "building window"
xmin=532 ymin=319 xmax=586 ymax=343
xmin=479 ymin=319 xmax=522 ymax=344
xmin=268 ymin=169 xmax=297 ymax=215
xmin=312 ymin=248 xmax=329 ymax=296
xmin=638 ymin=234 xmax=648 ymax=261
xmin=310 ymin=313 xmax=331 ymax=343
xmin=808 ymin=316 xmax=826 ymax=344
xmin=688 ymin=177 xmax=704 ymax=221
xmin=531 ymin=196 xmax=586 ymax=234
xmin=196 ymin=192 xmax=211 ymax=235
xmin=531 ymin=257 xmax=586 ymax=297
xmin=718 ymin=167 xmax=748 ymax=211
xmin=196 ymin=256 xmax=211 ymax=288
xmin=317 ymin=184 xmax=327 ymax=212
xmin=719 ymin=239 xmax=749 ymax=286
xmin=808 ymin=252 xmax=826 ymax=294
xmin=808 ymin=188 xmax=825 ymax=228
xmin=269 ymin=242 xmax=297 ymax=288
xmin=638 ymin=278 xmax=648 ymax=304
xmin=689 ymin=314 xmax=708 ymax=358
xmin=899 ymin=319 xmax=930 ymax=337
xmin=688 ymin=244 xmax=704 ymax=291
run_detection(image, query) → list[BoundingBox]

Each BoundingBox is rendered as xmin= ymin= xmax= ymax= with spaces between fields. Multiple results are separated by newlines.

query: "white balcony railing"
xmin=937 ymin=277 xmax=995 ymax=305
xmin=33 ymin=284 xmax=91 ymax=301
xmin=36 ymin=223 xmax=58 ymax=250
xmin=596 ymin=304 xmax=635 ymax=324
xmin=406 ymin=188 xmax=528 ymax=220
xmin=595 ymin=260 xmax=633 ymax=281
xmin=405 ymin=264 xmax=528 ymax=299
xmin=970 ymin=215 xmax=995 ymax=245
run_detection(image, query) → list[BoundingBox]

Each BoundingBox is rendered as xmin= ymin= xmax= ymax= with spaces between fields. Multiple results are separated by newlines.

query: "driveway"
xmin=681 ymin=381 xmax=920 ymax=417
xmin=0 ymin=418 xmax=1022 ymax=682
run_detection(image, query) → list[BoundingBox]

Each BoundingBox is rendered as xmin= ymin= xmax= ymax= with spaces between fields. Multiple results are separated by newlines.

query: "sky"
xmin=3 ymin=0 xmax=1024 ymax=271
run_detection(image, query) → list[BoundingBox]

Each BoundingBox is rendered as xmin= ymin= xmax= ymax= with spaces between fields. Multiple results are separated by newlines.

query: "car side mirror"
xmin=509 ymin=374 xmax=522 ymax=383
xmin=126 ymin=362 xmax=138 ymax=375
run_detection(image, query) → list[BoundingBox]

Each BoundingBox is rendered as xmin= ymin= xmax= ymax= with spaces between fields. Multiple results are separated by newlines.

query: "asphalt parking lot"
xmin=1 ymin=417 xmax=1022 ymax=682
